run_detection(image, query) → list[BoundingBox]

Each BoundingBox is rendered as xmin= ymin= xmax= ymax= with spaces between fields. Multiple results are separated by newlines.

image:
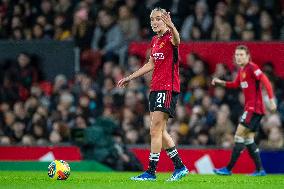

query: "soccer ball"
xmin=48 ymin=160 xmax=71 ymax=180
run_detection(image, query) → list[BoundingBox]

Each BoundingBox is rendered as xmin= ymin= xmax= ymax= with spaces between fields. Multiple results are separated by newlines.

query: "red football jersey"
xmin=226 ymin=62 xmax=265 ymax=114
xmin=150 ymin=31 xmax=180 ymax=92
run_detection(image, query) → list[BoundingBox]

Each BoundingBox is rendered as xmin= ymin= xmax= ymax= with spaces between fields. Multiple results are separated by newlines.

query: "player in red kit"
xmin=117 ymin=7 xmax=188 ymax=181
xmin=212 ymin=45 xmax=277 ymax=176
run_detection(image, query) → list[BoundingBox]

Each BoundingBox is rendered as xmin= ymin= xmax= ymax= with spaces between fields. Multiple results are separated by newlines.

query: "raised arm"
xmin=117 ymin=57 xmax=154 ymax=88
xmin=161 ymin=12 xmax=180 ymax=46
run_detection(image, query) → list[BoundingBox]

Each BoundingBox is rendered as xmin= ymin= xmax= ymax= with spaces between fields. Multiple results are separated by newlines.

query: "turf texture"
xmin=0 ymin=171 xmax=283 ymax=189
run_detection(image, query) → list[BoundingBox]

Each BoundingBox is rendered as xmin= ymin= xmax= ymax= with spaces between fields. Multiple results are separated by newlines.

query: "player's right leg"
xmin=130 ymin=111 xmax=166 ymax=181
xmin=214 ymin=124 xmax=248 ymax=175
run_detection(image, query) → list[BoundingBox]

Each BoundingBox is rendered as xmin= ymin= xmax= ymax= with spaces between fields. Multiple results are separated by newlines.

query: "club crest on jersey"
xmin=159 ymin=42 xmax=165 ymax=48
xmin=242 ymin=72 xmax=246 ymax=79
xmin=152 ymin=53 xmax=164 ymax=60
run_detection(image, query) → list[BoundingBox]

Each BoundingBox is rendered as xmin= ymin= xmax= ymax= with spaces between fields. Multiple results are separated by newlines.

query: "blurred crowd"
xmin=0 ymin=0 xmax=283 ymax=151
xmin=0 ymin=52 xmax=283 ymax=150
xmin=0 ymin=0 xmax=283 ymax=65
xmin=0 ymin=0 xmax=284 ymax=42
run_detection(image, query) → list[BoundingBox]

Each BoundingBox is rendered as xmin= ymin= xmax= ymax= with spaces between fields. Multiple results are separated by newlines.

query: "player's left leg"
xmin=162 ymin=129 xmax=188 ymax=181
xmin=161 ymin=91 xmax=188 ymax=181
xmin=245 ymin=132 xmax=266 ymax=176
xmin=163 ymin=130 xmax=184 ymax=170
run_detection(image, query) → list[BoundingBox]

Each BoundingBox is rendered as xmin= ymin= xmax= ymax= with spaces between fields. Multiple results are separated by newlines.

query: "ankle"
xmin=146 ymin=170 xmax=155 ymax=176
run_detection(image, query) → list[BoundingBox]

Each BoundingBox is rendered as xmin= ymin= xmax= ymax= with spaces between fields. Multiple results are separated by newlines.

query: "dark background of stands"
xmin=0 ymin=0 xmax=283 ymax=170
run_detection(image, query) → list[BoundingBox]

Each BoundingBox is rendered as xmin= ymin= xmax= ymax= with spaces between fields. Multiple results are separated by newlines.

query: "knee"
xmin=162 ymin=130 xmax=169 ymax=139
xmin=152 ymin=118 xmax=163 ymax=127
xmin=150 ymin=127 xmax=163 ymax=138
xmin=234 ymin=135 xmax=245 ymax=143
xmin=235 ymin=130 xmax=246 ymax=137
xmin=233 ymin=135 xmax=245 ymax=153
xmin=150 ymin=121 xmax=163 ymax=138
xmin=244 ymin=138 xmax=254 ymax=145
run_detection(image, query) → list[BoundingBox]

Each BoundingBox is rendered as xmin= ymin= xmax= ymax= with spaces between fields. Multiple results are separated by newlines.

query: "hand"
xmin=211 ymin=78 xmax=223 ymax=86
xmin=117 ymin=77 xmax=130 ymax=88
xmin=269 ymin=99 xmax=277 ymax=112
xmin=161 ymin=12 xmax=174 ymax=29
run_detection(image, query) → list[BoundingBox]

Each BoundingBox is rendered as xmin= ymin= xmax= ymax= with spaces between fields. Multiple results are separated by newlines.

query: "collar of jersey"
xmin=158 ymin=30 xmax=170 ymax=38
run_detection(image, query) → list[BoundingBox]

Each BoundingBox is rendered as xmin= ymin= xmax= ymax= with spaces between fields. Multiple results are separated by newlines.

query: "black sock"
xmin=227 ymin=142 xmax=245 ymax=171
xmin=246 ymin=143 xmax=263 ymax=171
xmin=146 ymin=152 xmax=160 ymax=175
xmin=166 ymin=146 xmax=184 ymax=170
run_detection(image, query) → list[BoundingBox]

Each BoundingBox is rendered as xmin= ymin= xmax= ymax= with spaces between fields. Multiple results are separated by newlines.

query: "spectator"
xmin=91 ymin=9 xmax=125 ymax=63
xmin=118 ymin=5 xmax=140 ymax=42
xmin=16 ymin=52 xmax=39 ymax=90
xmin=211 ymin=21 xmax=232 ymax=41
xmin=0 ymin=0 xmax=283 ymax=154
xmin=72 ymin=7 xmax=94 ymax=50
xmin=210 ymin=105 xmax=234 ymax=147
xmin=259 ymin=10 xmax=275 ymax=40
xmin=260 ymin=126 xmax=284 ymax=149
xmin=232 ymin=13 xmax=247 ymax=40
xmin=181 ymin=0 xmax=212 ymax=41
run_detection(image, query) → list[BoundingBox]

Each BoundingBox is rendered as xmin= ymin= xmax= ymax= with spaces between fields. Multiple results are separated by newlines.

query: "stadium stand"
xmin=0 ymin=1 xmax=283 ymax=170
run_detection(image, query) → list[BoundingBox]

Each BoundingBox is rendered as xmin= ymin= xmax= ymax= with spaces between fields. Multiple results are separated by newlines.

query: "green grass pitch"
xmin=0 ymin=171 xmax=283 ymax=189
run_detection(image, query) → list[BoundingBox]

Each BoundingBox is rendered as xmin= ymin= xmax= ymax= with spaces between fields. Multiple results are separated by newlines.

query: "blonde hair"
xmin=151 ymin=7 xmax=167 ymax=14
